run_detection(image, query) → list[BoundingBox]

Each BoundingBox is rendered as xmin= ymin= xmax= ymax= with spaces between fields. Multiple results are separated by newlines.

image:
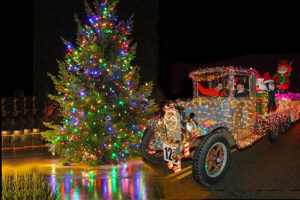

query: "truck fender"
xmin=194 ymin=127 xmax=236 ymax=148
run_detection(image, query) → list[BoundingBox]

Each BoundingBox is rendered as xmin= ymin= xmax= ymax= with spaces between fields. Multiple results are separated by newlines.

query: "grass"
xmin=1 ymin=172 xmax=58 ymax=200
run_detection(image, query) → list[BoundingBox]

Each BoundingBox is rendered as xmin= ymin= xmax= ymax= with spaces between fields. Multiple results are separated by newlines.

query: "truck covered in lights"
xmin=141 ymin=66 xmax=300 ymax=186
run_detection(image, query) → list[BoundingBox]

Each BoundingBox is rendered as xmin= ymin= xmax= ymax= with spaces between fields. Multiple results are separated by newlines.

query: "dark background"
xmin=2 ymin=0 xmax=300 ymax=101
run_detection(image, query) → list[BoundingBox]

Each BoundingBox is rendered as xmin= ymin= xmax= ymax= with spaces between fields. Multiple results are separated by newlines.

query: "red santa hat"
xmin=257 ymin=72 xmax=263 ymax=80
xmin=253 ymin=69 xmax=263 ymax=81
xmin=263 ymin=72 xmax=274 ymax=84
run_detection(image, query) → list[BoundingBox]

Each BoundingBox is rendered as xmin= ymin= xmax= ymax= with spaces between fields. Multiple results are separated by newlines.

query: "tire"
xmin=286 ymin=117 xmax=292 ymax=130
xmin=141 ymin=129 xmax=163 ymax=165
xmin=282 ymin=118 xmax=291 ymax=133
xmin=268 ymin=126 xmax=280 ymax=142
xmin=279 ymin=122 xmax=286 ymax=134
xmin=192 ymin=132 xmax=231 ymax=186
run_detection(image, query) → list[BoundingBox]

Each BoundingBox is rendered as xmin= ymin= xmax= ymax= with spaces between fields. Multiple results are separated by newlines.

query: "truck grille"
xmin=163 ymin=107 xmax=182 ymax=141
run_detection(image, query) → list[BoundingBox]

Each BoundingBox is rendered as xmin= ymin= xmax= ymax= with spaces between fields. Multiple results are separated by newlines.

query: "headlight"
xmin=186 ymin=121 xmax=197 ymax=132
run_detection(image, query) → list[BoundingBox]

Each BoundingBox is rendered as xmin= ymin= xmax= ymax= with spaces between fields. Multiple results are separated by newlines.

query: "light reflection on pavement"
xmin=46 ymin=161 xmax=150 ymax=200
xmin=2 ymin=151 xmax=210 ymax=200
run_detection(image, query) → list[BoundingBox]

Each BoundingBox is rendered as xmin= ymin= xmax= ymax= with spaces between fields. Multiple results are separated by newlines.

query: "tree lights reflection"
xmin=48 ymin=162 xmax=147 ymax=199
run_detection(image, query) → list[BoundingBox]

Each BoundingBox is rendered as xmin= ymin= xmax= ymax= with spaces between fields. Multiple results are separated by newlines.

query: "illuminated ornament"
xmin=79 ymin=90 xmax=86 ymax=97
xmin=120 ymin=50 xmax=125 ymax=56
xmin=108 ymin=126 xmax=113 ymax=132
xmin=263 ymin=72 xmax=275 ymax=91
xmin=262 ymin=72 xmax=276 ymax=113
xmin=273 ymin=60 xmax=293 ymax=92
xmin=67 ymin=43 xmax=72 ymax=50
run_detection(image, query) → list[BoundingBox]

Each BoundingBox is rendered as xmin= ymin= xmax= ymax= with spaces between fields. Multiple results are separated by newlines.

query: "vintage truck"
xmin=141 ymin=66 xmax=300 ymax=186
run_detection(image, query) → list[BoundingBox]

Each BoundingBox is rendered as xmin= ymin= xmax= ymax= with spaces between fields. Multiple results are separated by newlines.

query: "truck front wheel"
xmin=192 ymin=132 xmax=231 ymax=186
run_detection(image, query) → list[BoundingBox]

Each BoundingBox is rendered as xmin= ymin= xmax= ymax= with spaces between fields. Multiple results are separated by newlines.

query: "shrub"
xmin=1 ymin=173 xmax=58 ymax=200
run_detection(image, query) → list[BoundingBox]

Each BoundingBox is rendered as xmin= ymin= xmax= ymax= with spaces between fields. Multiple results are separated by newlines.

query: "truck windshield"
xmin=197 ymin=76 xmax=229 ymax=97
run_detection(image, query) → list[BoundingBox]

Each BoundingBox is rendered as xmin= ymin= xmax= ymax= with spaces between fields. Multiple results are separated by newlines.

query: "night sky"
xmin=2 ymin=0 xmax=300 ymax=99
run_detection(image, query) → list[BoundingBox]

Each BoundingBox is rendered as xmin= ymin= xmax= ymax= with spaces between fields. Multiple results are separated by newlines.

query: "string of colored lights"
xmin=42 ymin=0 xmax=157 ymax=165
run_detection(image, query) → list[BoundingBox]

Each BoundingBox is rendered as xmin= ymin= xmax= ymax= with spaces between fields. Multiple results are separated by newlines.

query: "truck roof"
xmin=189 ymin=66 xmax=255 ymax=82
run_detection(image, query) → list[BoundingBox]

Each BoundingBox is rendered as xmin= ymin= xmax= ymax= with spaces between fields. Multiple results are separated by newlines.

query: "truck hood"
xmin=175 ymin=96 xmax=235 ymax=136
xmin=147 ymin=96 xmax=254 ymax=138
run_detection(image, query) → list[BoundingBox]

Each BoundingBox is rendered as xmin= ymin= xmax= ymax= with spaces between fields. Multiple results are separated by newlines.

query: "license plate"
xmin=163 ymin=144 xmax=179 ymax=165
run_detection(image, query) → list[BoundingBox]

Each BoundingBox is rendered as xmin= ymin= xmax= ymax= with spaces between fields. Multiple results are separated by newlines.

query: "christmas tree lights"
xmin=42 ymin=0 xmax=157 ymax=165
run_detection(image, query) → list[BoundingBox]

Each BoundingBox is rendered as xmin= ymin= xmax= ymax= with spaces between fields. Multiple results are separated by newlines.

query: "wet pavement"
xmin=2 ymin=148 xmax=211 ymax=199
xmin=2 ymin=122 xmax=300 ymax=199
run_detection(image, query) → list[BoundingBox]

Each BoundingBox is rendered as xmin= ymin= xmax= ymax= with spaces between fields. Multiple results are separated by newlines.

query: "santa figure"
xmin=253 ymin=69 xmax=267 ymax=114
xmin=263 ymin=72 xmax=277 ymax=112
xmin=273 ymin=60 xmax=292 ymax=93
xmin=253 ymin=69 xmax=267 ymax=93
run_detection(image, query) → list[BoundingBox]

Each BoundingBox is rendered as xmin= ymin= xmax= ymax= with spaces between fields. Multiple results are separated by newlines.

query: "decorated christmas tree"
xmin=42 ymin=0 xmax=157 ymax=165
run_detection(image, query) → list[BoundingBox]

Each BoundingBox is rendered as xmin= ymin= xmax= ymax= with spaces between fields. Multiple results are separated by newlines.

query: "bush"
xmin=1 ymin=173 xmax=58 ymax=200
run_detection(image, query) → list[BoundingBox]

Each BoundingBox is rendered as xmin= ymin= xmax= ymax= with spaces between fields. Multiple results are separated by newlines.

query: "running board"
xmin=236 ymin=134 xmax=263 ymax=149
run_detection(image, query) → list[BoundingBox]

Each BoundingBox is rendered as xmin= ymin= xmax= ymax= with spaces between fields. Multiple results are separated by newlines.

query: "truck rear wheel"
xmin=279 ymin=122 xmax=286 ymax=134
xmin=141 ymin=129 xmax=163 ymax=165
xmin=192 ymin=132 xmax=231 ymax=186
xmin=285 ymin=117 xmax=292 ymax=131
xmin=280 ymin=117 xmax=292 ymax=134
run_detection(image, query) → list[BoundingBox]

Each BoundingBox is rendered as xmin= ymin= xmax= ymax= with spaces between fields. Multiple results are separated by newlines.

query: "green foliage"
xmin=1 ymin=173 xmax=58 ymax=200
